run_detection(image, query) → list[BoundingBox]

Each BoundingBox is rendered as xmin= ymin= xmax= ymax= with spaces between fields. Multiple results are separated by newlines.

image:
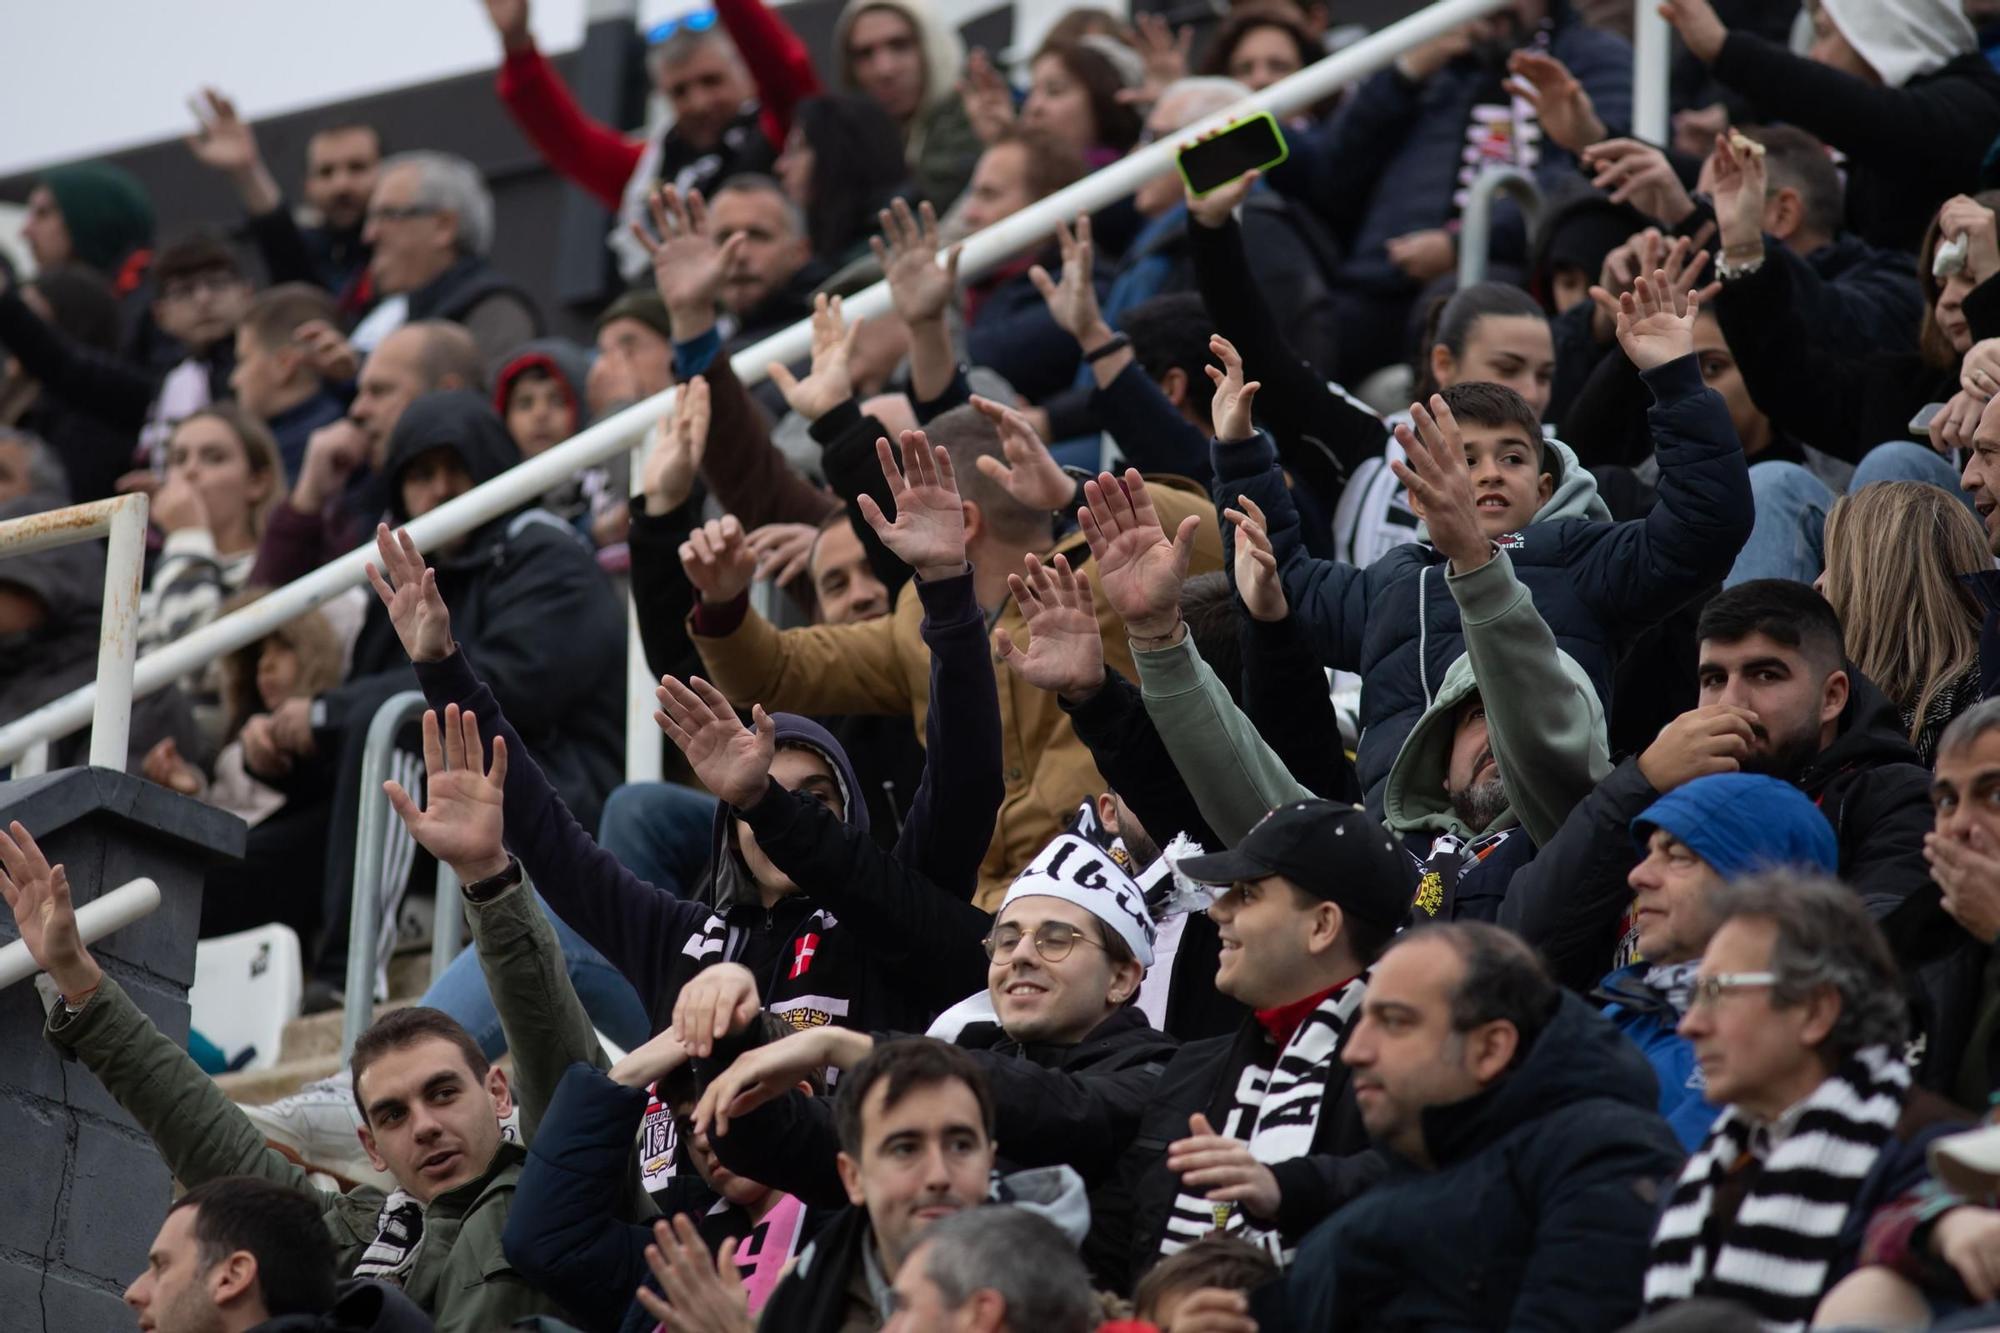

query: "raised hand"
xmin=1508 ymin=51 xmax=1606 ymax=155
xmin=669 ymin=961 xmax=762 ymax=1058
xmin=695 ymin=1026 xmax=872 ymax=1136
xmin=1205 ymin=334 xmax=1261 ymax=443
xmin=294 ymin=319 xmax=360 ymax=384
xmin=1587 ymin=227 xmax=1713 ymax=344
xmin=1079 ymin=469 xmax=1201 ymax=640
xmin=1127 ymin=13 xmax=1192 ymax=107
xmin=1708 ymin=131 xmax=1767 ymax=257
xmin=608 ymin=1028 xmax=692 ymax=1091
xmin=855 ymin=431 xmax=967 ymax=581
xmin=971 ymin=395 xmax=1075 ymax=511
xmin=643 ymin=376 xmax=711 ymax=513
xmin=767 ymin=294 xmax=860 ymax=422
xmin=0 ymin=821 xmax=101 ymax=1000
xmin=366 ymin=523 xmax=457 ymax=663
xmin=483 ymin=0 xmax=534 ymax=50
xmin=1580 ymin=138 xmax=1695 ymax=226
xmin=744 ymin=522 xmax=820 ymax=587
xmin=996 ymin=552 xmax=1106 ymax=701
xmin=1168 ymin=1112 xmax=1280 ymax=1220
xmin=873 ymin=198 xmax=961 ymax=329
xmin=1659 ymin=0 xmax=1728 ymax=62
xmin=958 ymin=48 xmax=1017 ymax=146
xmin=143 ymin=737 xmax=203 ymax=795
xmin=294 ymin=419 xmax=368 ymax=513
xmin=679 ymin=515 xmax=760 ymax=605
xmin=1389 ymin=397 xmax=1490 ymax=572
xmin=1028 ymin=216 xmax=1108 ymax=345
xmin=183 ymin=88 xmax=262 ymax=177
xmin=1612 ymin=271 xmax=1700 ymax=372
xmin=631 ymin=185 xmax=743 ymax=330
xmin=654 ymin=676 xmax=776 ymax=810
xmin=1185 ymin=164 xmax=1258 ymax=230
xmin=383 ymin=705 xmax=510 ymax=882
xmin=1940 ymin=194 xmax=2000 ymax=287
xmin=1224 ymin=495 xmax=1288 ymax=622
xmin=632 ymin=1215 xmax=753 ymax=1333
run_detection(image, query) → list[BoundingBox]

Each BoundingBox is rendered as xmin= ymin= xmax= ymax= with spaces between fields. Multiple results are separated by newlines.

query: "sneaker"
xmin=244 ymin=1075 xmax=396 ymax=1192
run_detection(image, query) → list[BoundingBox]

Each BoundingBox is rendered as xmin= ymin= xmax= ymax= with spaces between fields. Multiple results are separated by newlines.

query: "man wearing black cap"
xmin=1113 ymin=797 xmax=1414 ymax=1287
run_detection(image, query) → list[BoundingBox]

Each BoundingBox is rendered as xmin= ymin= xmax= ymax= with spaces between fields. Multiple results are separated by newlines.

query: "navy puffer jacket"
xmin=1216 ymin=355 xmax=1753 ymax=814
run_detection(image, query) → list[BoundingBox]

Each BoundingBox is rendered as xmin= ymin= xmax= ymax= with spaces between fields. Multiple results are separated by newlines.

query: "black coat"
xmin=1502 ymin=671 xmax=1938 ymax=994
xmin=1117 ymin=1015 xmax=1385 ymax=1291
xmin=249 ymin=1280 xmax=433 ymax=1333
xmin=1251 ymin=993 xmax=1683 ymax=1333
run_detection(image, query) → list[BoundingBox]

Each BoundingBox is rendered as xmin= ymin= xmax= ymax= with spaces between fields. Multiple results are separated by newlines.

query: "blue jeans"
xmin=596 ymin=781 xmax=718 ymax=896
xmin=1727 ymin=460 xmax=1833 ymax=587
xmin=422 ymin=889 xmax=651 ymax=1060
xmin=420 ymin=783 xmax=716 ymax=1059
xmin=1849 ymin=438 xmax=1974 ymax=512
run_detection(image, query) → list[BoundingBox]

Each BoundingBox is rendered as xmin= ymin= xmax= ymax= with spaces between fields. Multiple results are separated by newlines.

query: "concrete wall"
xmin=0 ymin=769 xmax=243 ymax=1333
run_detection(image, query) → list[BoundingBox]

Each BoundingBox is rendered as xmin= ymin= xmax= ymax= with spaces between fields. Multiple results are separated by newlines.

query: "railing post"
xmin=1457 ymin=166 xmax=1544 ymax=289
xmin=430 ymin=861 xmax=462 ymax=991
xmin=90 ymin=493 xmax=149 ymax=770
xmin=342 ymin=690 xmax=429 ymax=1058
xmin=625 ymin=438 xmax=662 ymax=788
xmin=1632 ymin=0 xmax=1671 ymax=147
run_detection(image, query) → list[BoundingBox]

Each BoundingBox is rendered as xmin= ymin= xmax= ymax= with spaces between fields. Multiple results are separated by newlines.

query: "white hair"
xmin=380 ymin=151 xmax=496 ymax=257
xmin=1156 ymin=77 xmax=1253 ymax=132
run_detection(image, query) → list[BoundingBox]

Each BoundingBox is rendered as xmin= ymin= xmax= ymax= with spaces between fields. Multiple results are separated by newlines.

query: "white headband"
xmin=1000 ymin=834 xmax=1155 ymax=967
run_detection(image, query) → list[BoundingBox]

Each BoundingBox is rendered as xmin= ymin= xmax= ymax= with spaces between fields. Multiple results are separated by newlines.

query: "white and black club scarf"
xmin=1158 ymin=975 xmax=1368 ymax=1265
xmin=1644 ymin=1044 xmax=1908 ymax=1331
xmin=351 ymin=1189 xmax=425 ymax=1286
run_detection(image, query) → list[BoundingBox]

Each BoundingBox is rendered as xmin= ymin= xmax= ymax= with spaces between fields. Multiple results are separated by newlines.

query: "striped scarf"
xmin=1158 ymin=976 xmax=1368 ymax=1264
xmin=1643 ymin=1045 xmax=1908 ymax=1331
xmin=351 ymin=1190 xmax=424 ymax=1286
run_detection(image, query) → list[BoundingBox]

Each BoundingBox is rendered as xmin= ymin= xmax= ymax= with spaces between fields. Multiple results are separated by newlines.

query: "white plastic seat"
xmin=191 ymin=924 xmax=304 ymax=1072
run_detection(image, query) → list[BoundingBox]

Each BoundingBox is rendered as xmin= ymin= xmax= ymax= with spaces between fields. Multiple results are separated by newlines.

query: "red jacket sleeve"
xmin=716 ymin=0 xmax=823 ymax=149
xmin=495 ymin=43 xmax=646 ymax=210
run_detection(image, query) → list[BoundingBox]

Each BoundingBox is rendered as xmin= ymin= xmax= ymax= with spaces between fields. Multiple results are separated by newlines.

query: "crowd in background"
xmin=20 ymin=0 xmax=2000 ymax=1329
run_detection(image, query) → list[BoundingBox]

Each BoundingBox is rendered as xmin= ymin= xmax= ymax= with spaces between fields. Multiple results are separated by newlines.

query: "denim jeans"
xmin=1848 ymin=438 xmax=1973 ymax=510
xmin=1726 ymin=460 xmax=1834 ymax=587
xmin=420 ymin=783 xmax=717 ymax=1059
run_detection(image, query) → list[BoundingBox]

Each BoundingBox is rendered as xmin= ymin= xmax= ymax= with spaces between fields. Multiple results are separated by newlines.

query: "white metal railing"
xmin=1631 ymin=0 xmax=1672 ymax=148
xmin=1458 ymin=166 xmax=1544 ymax=289
xmin=0 ymin=495 xmax=149 ymax=774
xmin=0 ymin=877 xmax=160 ymax=991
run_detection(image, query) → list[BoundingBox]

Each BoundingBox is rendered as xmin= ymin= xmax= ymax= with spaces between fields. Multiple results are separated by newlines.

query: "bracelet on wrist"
xmin=1127 ymin=617 xmax=1184 ymax=651
xmin=1084 ymin=333 xmax=1131 ymax=364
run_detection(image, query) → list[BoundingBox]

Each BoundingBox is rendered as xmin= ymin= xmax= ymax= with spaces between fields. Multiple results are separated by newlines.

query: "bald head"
xmin=353 ymin=321 xmax=486 ymax=460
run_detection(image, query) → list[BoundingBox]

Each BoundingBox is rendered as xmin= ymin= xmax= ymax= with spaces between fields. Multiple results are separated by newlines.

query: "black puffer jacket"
xmin=1251 ymin=993 xmax=1683 ymax=1333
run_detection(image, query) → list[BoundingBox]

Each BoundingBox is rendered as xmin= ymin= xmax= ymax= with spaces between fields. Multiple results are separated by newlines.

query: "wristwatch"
xmin=462 ymin=856 xmax=524 ymax=904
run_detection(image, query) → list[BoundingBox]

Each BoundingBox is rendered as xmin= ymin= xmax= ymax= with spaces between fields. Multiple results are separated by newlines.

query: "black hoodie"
xmin=249 ymin=1280 xmax=434 ymax=1333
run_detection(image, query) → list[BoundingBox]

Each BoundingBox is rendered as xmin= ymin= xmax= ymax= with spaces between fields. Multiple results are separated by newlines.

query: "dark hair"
xmin=1413 ymin=281 xmax=1548 ymax=400
xmin=151 ymin=232 xmax=244 ymax=289
xmin=240 ymin=281 xmax=338 ymax=352
xmin=1340 ymin=906 xmax=1400 ymax=969
xmin=1199 ymin=5 xmax=1317 ymax=81
xmin=1183 ymin=571 xmax=1244 ymax=704
xmin=27 ymin=263 xmax=121 ymax=351
xmin=833 ymin=1037 xmax=995 ymax=1158
xmin=349 ymin=1006 xmax=490 ymax=1124
xmin=1435 ymin=381 xmax=1548 ymax=476
xmin=792 ymin=94 xmax=913 ymax=262
xmin=1696 ymin=578 xmax=1846 ymax=678
xmin=168 ymin=1177 xmax=338 ymax=1317
xmin=1920 ymin=189 xmax=2000 ymax=369
xmin=661 ymin=1012 xmax=828 ymax=1108
xmin=1617 ymin=1299 xmax=1766 ymax=1333
xmin=1134 ymin=1236 xmax=1278 ymax=1318
xmin=307 ymin=122 xmax=384 ymax=156
xmin=1738 ymin=124 xmax=1842 ymax=241
xmin=923 ymin=405 xmax=1055 ymax=545
xmin=1123 ymin=292 xmax=1217 ymax=431
xmin=1417 ymin=921 xmax=1560 ymax=1063
xmin=1031 ymin=40 xmax=1142 ymax=153
xmin=994 ymin=126 xmax=1090 ymax=203
xmin=1703 ymin=871 xmax=1907 ymax=1065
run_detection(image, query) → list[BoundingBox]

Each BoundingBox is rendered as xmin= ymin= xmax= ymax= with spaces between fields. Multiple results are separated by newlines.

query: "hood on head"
xmin=1808 ymin=666 xmax=1925 ymax=777
xmin=1820 ymin=0 xmax=1975 ymax=88
xmin=989 ymin=1164 xmax=1091 ymax=1246
xmin=1382 ymin=642 xmax=1604 ymax=838
xmin=1528 ymin=189 xmax=1653 ymax=308
xmin=379 ymin=389 xmax=522 ymax=525
xmin=1406 ymin=434 xmax=1608 ymax=546
xmin=493 ymin=337 xmax=597 ymax=433
xmin=706 ymin=712 xmax=869 ymax=912
xmin=834 ymin=0 xmax=966 ymax=115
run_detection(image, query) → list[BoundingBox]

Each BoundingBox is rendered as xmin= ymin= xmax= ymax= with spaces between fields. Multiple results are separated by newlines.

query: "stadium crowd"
xmin=19 ymin=0 xmax=2000 ymax=1327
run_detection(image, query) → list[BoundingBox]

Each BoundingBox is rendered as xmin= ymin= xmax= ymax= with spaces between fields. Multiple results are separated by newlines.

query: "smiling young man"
xmin=0 ymin=820 xmax=573 ymax=1333
xmin=1502 ymin=578 xmax=1936 ymax=993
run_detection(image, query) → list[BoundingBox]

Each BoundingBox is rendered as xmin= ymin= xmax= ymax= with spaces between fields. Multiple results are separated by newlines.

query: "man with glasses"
xmin=1643 ymin=872 xmax=1966 ymax=1328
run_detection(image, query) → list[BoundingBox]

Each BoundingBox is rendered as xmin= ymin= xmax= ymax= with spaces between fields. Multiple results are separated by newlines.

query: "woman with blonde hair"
xmin=1820 ymin=481 xmax=1990 ymax=763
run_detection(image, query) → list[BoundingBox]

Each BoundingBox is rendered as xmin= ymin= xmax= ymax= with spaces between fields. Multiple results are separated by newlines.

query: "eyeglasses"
xmin=158 ymin=270 xmax=244 ymax=303
xmin=365 ymin=203 xmax=439 ymax=225
xmin=982 ymin=921 xmax=1106 ymax=963
xmin=1689 ymin=972 xmax=1779 ymax=1009
xmin=647 ymin=9 xmax=718 ymax=45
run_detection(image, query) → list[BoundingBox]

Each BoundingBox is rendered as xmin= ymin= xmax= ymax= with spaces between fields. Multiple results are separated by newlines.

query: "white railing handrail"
xmin=0 ymin=877 xmax=160 ymax=991
xmin=0 ymin=0 xmax=1519 ymax=768
xmin=0 ymin=494 xmax=149 ymax=771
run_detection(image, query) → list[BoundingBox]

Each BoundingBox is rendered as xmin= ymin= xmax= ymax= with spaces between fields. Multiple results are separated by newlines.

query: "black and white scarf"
xmin=351 ymin=1189 xmax=425 ymax=1286
xmin=1158 ymin=976 xmax=1369 ymax=1265
xmin=1644 ymin=1045 xmax=1908 ymax=1331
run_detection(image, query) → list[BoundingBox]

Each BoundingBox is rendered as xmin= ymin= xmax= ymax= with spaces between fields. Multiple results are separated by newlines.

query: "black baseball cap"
xmin=1177 ymin=800 xmax=1414 ymax=931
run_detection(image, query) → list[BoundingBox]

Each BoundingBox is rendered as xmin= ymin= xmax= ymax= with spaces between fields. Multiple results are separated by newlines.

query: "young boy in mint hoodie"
xmin=1211 ymin=274 xmax=1754 ymax=815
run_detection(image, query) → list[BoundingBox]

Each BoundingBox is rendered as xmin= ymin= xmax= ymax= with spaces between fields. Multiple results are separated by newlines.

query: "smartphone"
xmin=1910 ymin=402 xmax=1948 ymax=435
xmin=1177 ymin=113 xmax=1289 ymax=198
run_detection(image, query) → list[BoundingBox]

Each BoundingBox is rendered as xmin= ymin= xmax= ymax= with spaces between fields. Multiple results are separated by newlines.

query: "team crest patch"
xmin=1495 ymin=530 xmax=1526 ymax=550
xmin=1412 ymin=868 xmax=1445 ymax=917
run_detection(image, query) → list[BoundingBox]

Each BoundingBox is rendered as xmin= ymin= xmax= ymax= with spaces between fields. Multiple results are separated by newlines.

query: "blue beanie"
xmin=1631 ymin=773 xmax=1838 ymax=879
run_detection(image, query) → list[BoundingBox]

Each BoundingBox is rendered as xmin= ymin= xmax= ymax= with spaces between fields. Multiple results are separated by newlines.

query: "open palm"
xmin=656 ymin=676 xmax=775 ymax=809
xmin=1080 ymin=470 xmax=1197 ymax=635
xmin=997 ymin=553 xmax=1104 ymax=698
xmin=383 ymin=706 xmax=509 ymax=880
xmin=857 ymin=430 xmax=966 ymax=579
xmin=0 ymin=821 xmax=87 ymax=986
xmin=1614 ymin=272 xmax=1698 ymax=371
xmin=768 ymin=294 xmax=858 ymax=421
xmin=366 ymin=524 xmax=455 ymax=663
xmin=874 ymin=198 xmax=959 ymax=327
xmin=633 ymin=186 xmax=740 ymax=318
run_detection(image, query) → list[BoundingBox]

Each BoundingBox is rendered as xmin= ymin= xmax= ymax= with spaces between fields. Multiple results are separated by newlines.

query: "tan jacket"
xmin=693 ymin=476 xmax=1224 ymax=906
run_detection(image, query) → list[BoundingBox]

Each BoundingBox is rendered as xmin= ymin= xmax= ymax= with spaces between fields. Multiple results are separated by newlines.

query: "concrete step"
xmin=216 ymin=1053 xmax=347 ymax=1105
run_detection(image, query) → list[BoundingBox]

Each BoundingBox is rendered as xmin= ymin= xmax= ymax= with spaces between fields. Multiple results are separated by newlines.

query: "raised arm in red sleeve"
xmin=717 ymin=0 xmax=823 ymax=149
xmin=495 ymin=42 xmax=645 ymax=210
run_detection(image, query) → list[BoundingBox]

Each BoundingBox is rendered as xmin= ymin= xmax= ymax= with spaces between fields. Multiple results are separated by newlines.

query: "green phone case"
xmin=1177 ymin=111 xmax=1291 ymax=198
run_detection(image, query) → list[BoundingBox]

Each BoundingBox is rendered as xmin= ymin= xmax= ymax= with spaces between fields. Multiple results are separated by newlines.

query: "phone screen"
xmin=1910 ymin=402 xmax=1947 ymax=435
xmin=1177 ymin=115 xmax=1288 ymax=197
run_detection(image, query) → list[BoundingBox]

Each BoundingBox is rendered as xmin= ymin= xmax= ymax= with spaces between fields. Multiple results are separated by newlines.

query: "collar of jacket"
xmin=1590 ymin=964 xmax=1676 ymax=1020
xmin=418 ymin=1139 xmax=526 ymax=1220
